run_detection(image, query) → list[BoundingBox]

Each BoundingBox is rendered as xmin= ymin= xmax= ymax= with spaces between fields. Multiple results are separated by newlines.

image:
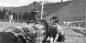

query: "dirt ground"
xmin=0 ymin=22 xmax=86 ymax=43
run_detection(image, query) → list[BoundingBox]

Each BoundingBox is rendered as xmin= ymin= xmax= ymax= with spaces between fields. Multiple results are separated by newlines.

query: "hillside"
xmin=44 ymin=0 xmax=86 ymax=24
xmin=0 ymin=0 xmax=85 ymax=23
xmin=0 ymin=1 xmax=72 ymax=14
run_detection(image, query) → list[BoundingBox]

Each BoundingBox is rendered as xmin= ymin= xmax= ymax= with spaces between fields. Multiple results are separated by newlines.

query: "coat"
xmin=0 ymin=32 xmax=20 ymax=43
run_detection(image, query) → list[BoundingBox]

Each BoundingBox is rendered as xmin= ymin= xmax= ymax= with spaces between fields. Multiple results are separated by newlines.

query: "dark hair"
xmin=40 ymin=20 xmax=48 ymax=28
xmin=51 ymin=16 xmax=58 ymax=20
xmin=53 ymin=19 xmax=59 ymax=23
xmin=50 ymin=16 xmax=59 ymax=24
xmin=27 ymin=20 xmax=49 ymax=30
xmin=35 ymin=20 xmax=49 ymax=30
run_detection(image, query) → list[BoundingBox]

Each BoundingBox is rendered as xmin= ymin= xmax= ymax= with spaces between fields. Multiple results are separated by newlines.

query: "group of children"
xmin=48 ymin=16 xmax=65 ymax=43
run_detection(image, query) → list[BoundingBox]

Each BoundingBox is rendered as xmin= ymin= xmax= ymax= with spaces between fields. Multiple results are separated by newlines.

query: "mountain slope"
xmin=44 ymin=0 xmax=86 ymax=24
xmin=0 ymin=0 xmax=85 ymax=23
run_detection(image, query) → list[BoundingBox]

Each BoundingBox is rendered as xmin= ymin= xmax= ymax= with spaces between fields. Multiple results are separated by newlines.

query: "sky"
xmin=0 ymin=0 xmax=72 ymax=7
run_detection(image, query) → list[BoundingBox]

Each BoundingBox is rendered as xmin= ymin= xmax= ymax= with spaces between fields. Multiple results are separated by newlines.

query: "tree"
xmin=29 ymin=11 xmax=37 ymax=20
xmin=12 ymin=12 xmax=17 ymax=20
xmin=0 ymin=8 xmax=8 ymax=19
xmin=22 ymin=11 xmax=30 ymax=22
xmin=22 ymin=11 xmax=37 ymax=22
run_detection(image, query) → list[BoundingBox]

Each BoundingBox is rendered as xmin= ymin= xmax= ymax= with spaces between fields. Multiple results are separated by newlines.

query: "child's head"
xmin=50 ymin=16 xmax=59 ymax=25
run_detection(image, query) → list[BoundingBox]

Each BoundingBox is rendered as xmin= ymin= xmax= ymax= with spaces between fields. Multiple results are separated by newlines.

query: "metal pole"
xmin=61 ymin=0 xmax=63 ymax=3
xmin=61 ymin=0 xmax=63 ymax=24
xmin=41 ymin=0 xmax=44 ymax=19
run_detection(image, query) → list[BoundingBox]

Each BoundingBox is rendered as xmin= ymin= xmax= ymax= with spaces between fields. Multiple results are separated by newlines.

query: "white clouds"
xmin=0 ymin=0 xmax=34 ymax=7
xmin=0 ymin=0 xmax=72 ymax=7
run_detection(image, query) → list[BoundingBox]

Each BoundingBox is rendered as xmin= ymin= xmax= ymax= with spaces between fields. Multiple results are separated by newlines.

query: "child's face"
xmin=50 ymin=20 xmax=53 ymax=23
xmin=50 ymin=20 xmax=55 ymax=24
